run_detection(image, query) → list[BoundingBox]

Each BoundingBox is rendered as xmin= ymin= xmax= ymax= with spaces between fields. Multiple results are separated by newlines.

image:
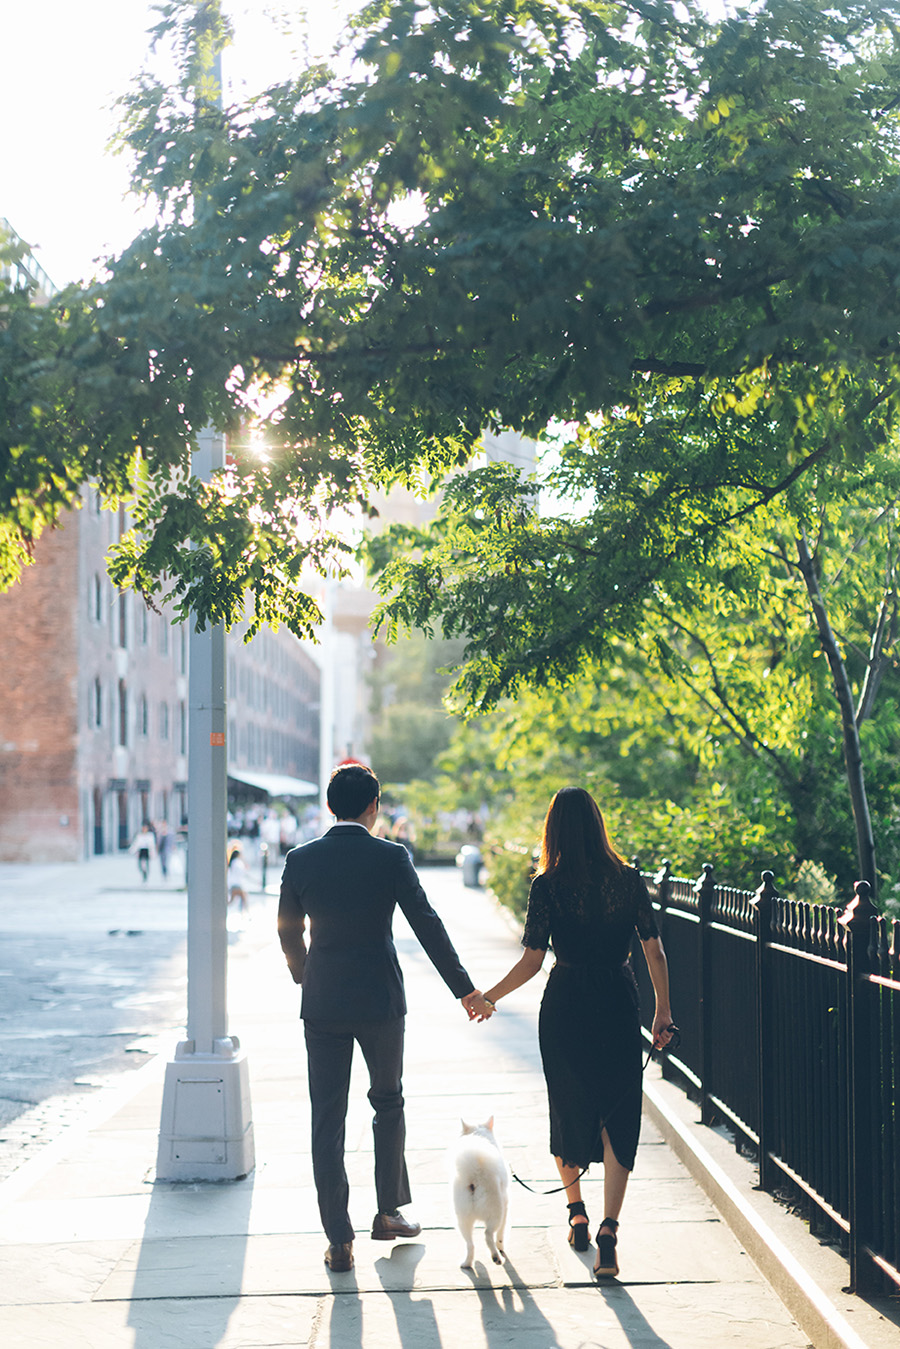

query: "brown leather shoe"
xmin=371 ymin=1210 xmax=422 ymax=1241
xmin=324 ymin=1241 xmax=354 ymax=1272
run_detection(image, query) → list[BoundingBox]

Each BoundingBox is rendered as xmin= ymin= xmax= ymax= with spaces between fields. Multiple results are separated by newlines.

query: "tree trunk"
xmin=796 ymin=534 xmax=877 ymax=898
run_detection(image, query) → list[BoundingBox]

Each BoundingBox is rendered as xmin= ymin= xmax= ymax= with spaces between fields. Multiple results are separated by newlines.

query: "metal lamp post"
xmin=156 ymin=428 xmax=255 ymax=1180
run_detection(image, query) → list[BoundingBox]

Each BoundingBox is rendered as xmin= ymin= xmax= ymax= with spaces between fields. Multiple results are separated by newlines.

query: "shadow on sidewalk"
xmin=596 ymin=1282 xmax=676 ymax=1348
xmin=465 ymin=1257 xmax=563 ymax=1349
xmin=375 ymin=1245 xmax=439 ymax=1346
xmin=125 ymin=1172 xmax=255 ymax=1347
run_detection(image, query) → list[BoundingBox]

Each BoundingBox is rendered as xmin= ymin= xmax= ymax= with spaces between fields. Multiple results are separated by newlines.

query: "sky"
xmin=1 ymin=1 xmax=352 ymax=288
xmin=3 ymin=0 xmax=734 ymax=289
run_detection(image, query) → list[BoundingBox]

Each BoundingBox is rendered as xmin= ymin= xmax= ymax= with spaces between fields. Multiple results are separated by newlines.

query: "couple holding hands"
xmin=278 ymin=763 xmax=674 ymax=1277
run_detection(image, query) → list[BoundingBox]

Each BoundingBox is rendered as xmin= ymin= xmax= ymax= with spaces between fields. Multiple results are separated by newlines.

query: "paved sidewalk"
xmin=0 ymin=864 xmax=877 ymax=1348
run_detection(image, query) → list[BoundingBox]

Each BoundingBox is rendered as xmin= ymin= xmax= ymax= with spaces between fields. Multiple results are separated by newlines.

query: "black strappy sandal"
xmin=567 ymin=1200 xmax=590 ymax=1252
xmin=594 ymin=1217 xmax=619 ymax=1277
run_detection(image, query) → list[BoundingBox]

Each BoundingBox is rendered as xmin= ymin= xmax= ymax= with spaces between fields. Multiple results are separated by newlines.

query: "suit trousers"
xmin=304 ymin=1017 xmax=411 ymax=1243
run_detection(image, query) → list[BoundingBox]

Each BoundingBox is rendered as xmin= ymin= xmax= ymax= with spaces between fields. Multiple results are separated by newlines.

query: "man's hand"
xmin=462 ymin=991 xmax=494 ymax=1022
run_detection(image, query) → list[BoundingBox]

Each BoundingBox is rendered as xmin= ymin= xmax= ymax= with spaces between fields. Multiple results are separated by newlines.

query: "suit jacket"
xmin=278 ymin=824 xmax=475 ymax=1021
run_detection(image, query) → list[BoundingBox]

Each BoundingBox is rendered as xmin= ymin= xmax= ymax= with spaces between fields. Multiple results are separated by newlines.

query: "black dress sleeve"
xmin=522 ymin=873 xmax=552 ymax=950
xmin=631 ymin=868 xmax=659 ymax=941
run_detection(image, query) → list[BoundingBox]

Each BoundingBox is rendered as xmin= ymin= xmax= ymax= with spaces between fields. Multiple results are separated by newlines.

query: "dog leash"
xmin=509 ymin=1027 xmax=681 ymax=1196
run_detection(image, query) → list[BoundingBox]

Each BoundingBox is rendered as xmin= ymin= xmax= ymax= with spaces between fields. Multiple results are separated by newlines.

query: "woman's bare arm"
xmin=641 ymin=934 xmax=674 ymax=1047
xmin=483 ymin=946 xmax=546 ymax=1008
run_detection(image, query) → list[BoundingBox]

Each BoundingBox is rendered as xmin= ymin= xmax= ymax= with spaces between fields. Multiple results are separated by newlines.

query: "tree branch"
xmin=630 ymin=358 xmax=707 ymax=378
xmin=855 ymin=530 xmax=898 ymax=725
xmin=642 ymin=271 xmax=793 ymax=319
xmin=826 ymin=494 xmax=900 ymax=589
xmin=653 ymin=608 xmax=798 ymax=788
xmin=796 ymin=530 xmax=877 ymax=891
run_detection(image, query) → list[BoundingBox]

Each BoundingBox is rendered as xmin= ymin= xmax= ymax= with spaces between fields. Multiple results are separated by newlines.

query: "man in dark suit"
xmin=278 ymin=763 xmax=488 ymax=1272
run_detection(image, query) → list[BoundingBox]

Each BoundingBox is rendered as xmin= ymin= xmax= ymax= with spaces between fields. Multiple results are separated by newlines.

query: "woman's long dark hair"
xmin=536 ymin=787 xmax=625 ymax=885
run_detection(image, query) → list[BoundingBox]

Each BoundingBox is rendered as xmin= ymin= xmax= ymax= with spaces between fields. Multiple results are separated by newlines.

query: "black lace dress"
xmin=521 ymin=864 xmax=659 ymax=1171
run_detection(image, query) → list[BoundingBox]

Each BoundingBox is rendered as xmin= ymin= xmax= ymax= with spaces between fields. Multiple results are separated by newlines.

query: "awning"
xmin=227 ymin=768 xmax=317 ymax=798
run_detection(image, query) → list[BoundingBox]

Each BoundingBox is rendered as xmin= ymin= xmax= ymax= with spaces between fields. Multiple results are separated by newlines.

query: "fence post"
xmin=752 ymin=870 xmax=778 ymax=1193
xmin=653 ymin=859 xmax=672 ymax=918
xmin=839 ymin=880 xmax=879 ymax=1295
xmin=695 ymin=862 xmax=716 ymax=1126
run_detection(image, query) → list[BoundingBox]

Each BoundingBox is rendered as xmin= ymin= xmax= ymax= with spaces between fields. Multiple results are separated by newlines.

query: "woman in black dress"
xmin=480 ymin=787 xmax=674 ymax=1279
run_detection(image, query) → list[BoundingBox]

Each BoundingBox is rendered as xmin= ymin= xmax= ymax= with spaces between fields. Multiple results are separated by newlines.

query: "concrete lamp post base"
xmin=156 ymin=1036 xmax=255 ymax=1181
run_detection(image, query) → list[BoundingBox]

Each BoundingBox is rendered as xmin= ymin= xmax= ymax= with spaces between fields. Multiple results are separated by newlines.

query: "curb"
xmin=0 ymin=1048 xmax=167 ymax=1211
xmin=642 ymin=1073 xmax=896 ymax=1349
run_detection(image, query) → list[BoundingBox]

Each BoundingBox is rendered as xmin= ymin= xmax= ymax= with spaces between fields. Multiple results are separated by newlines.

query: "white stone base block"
xmin=156 ymin=1038 xmax=255 ymax=1181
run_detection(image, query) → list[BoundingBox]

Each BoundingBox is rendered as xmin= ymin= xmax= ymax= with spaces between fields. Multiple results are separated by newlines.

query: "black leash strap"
xmin=510 ymin=1027 xmax=681 ymax=1196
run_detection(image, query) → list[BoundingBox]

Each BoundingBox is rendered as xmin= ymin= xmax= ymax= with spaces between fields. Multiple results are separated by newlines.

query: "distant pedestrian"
xmin=227 ymin=844 xmax=251 ymax=917
xmin=280 ymin=813 xmax=298 ymax=855
xmin=156 ymin=821 xmax=174 ymax=881
xmin=392 ymin=817 xmax=414 ymax=863
xmin=130 ymin=823 xmax=156 ymax=883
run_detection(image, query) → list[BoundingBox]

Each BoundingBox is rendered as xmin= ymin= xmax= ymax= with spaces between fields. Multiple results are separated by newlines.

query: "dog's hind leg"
xmin=457 ymin=1210 xmax=476 ymax=1269
xmin=496 ymin=1192 xmax=508 ymax=1256
xmin=484 ymin=1222 xmax=503 ymax=1265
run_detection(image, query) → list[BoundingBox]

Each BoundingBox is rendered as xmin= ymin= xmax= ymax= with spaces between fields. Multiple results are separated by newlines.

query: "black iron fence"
xmin=632 ymin=862 xmax=900 ymax=1298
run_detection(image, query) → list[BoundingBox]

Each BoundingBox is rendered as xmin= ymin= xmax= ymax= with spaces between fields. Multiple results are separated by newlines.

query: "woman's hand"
xmin=650 ymin=1013 xmax=677 ymax=1050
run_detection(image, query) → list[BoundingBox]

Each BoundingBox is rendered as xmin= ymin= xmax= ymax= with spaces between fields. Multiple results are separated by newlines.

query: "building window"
xmin=92 ymin=677 xmax=103 ymax=729
xmin=118 ymin=680 xmax=128 ymax=747
xmin=139 ymin=694 xmax=149 ymax=738
xmin=159 ymin=620 xmax=169 ymax=657
xmin=179 ymin=626 xmax=187 ymax=674
xmin=118 ymin=593 xmax=128 ymax=649
xmin=92 ymin=574 xmax=103 ymax=622
xmin=159 ymin=701 xmax=170 ymax=741
xmin=179 ymin=700 xmax=187 ymax=754
xmin=140 ymin=605 xmax=149 ymax=646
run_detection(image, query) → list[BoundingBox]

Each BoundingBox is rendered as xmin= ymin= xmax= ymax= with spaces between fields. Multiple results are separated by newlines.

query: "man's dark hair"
xmin=327 ymin=763 xmax=380 ymax=819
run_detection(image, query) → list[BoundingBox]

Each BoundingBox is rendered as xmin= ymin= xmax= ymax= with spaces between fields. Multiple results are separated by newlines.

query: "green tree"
xmin=376 ymin=453 xmax=900 ymax=895
xmin=5 ymin=0 xmax=900 ymax=890
xmin=426 ymin=663 xmax=799 ymax=910
xmin=5 ymin=0 xmax=900 ymax=611
xmin=366 ymin=631 xmax=467 ymax=787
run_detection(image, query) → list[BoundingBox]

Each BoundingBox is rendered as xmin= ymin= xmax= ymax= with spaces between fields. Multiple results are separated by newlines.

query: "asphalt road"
xmin=0 ymin=855 xmax=212 ymax=1181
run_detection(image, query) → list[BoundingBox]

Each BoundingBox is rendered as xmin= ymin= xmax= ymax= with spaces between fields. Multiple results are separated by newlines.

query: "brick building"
xmin=0 ymin=487 xmax=320 ymax=863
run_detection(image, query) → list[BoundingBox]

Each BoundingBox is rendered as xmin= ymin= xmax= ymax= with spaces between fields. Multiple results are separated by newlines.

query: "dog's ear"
xmin=460 ymin=1118 xmax=473 ymax=1134
xmin=485 ymin=1115 xmax=494 ymax=1132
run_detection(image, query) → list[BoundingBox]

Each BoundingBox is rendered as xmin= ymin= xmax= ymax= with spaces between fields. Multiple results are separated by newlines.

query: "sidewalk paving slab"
xmin=0 ymin=863 xmax=889 ymax=1348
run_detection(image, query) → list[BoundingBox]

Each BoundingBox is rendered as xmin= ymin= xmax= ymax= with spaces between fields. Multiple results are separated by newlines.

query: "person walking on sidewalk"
xmin=156 ymin=820 xmax=174 ymax=881
xmin=129 ymin=822 xmax=156 ymax=883
xmin=277 ymin=762 xmax=490 ymax=1273
xmin=475 ymin=786 xmax=675 ymax=1280
xmin=227 ymin=842 xmax=251 ymax=922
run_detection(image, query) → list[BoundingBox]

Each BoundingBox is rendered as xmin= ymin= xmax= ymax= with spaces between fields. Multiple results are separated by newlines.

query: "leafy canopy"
xmin=4 ymin=0 xmax=900 ymax=650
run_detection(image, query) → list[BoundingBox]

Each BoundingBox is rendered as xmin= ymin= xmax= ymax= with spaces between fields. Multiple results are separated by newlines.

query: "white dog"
xmin=450 ymin=1117 xmax=510 ymax=1269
